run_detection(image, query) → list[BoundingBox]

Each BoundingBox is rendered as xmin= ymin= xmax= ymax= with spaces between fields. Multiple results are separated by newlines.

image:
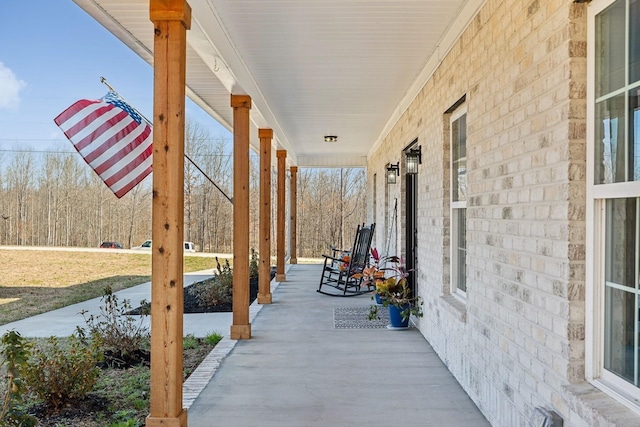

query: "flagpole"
xmin=100 ymin=76 xmax=152 ymax=127
xmin=100 ymin=77 xmax=233 ymax=204
xmin=100 ymin=76 xmax=115 ymax=92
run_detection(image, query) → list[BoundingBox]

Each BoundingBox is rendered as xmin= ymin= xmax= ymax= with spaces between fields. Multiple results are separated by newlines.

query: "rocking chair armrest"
xmin=321 ymin=253 xmax=345 ymax=262
xmin=332 ymin=248 xmax=351 ymax=254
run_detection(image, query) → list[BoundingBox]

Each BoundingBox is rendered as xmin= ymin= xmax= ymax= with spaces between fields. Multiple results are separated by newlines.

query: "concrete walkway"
xmin=187 ymin=264 xmax=490 ymax=427
xmin=0 ymin=270 xmax=232 ymax=338
xmin=0 ymin=263 xmax=490 ymax=426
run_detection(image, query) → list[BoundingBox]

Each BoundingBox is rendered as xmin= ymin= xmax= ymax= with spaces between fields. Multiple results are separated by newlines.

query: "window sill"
xmin=440 ymin=295 xmax=467 ymax=323
xmin=564 ymin=382 xmax=640 ymax=425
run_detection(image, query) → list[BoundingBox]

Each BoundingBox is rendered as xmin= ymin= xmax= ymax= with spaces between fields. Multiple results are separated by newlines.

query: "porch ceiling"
xmin=73 ymin=0 xmax=483 ymax=167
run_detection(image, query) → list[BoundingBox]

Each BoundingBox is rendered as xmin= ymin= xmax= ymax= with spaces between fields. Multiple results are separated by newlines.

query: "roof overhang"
xmin=73 ymin=0 xmax=485 ymax=167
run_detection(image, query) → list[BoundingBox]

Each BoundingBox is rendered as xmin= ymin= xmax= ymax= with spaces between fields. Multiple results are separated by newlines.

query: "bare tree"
xmin=0 ymin=123 xmax=366 ymax=258
xmin=5 ymin=149 xmax=35 ymax=245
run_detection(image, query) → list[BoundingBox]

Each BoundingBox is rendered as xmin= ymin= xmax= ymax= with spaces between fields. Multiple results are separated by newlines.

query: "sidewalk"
xmin=186 ymin=264 xmax=490 ymax=427
xmin=0 ymin=270 xmax=232 ymax=338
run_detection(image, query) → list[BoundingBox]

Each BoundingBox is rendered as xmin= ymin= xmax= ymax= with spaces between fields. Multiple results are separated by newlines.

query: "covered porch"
xmin=68 ymin=0 xmax=640 ymax=425
xmin=185 ymin=263 xmax=490 ymax=426
xmin=71 ymin=1 xmax=474 ymax=425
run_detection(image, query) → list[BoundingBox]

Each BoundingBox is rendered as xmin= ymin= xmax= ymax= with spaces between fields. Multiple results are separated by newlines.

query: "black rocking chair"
xmin=317 ymin=223 xmax=376 ymax=297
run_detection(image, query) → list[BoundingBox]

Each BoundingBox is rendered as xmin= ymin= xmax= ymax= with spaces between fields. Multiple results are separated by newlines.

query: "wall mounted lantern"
xmin=405 ymin=146 xmax=422 ymax=174
xmin=386 ymin=162 xmax=399 ymax=184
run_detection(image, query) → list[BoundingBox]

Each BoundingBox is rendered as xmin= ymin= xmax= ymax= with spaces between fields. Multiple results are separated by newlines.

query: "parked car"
xmin=100 ymin=241 xmax=123 ymax=249
xmin=132 ymin=240 xmax=152 ymax=250
xmin=132 ymin=240 xmax=196 ymax=252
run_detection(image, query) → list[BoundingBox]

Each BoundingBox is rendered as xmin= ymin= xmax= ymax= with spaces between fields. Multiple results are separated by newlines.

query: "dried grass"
xmin=0 ymin=249 xmax=220 ymax=325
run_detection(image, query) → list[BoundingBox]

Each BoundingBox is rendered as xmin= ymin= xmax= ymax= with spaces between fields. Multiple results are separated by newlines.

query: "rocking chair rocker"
xmin=317 ymin=223 xmax=375 ymax=297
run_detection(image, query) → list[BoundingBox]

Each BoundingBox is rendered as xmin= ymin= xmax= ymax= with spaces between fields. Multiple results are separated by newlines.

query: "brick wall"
xmin=368 ymin=0 xmax=637 ymax=425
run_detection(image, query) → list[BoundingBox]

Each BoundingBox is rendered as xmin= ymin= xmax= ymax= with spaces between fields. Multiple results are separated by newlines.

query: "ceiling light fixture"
xmin=324 ymin=135 xmax=338 ymax=143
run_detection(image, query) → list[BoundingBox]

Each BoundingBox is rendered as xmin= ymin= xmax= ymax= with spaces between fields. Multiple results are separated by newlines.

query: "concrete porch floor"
xmin=187 ymin=264 xmax=490 ymax=426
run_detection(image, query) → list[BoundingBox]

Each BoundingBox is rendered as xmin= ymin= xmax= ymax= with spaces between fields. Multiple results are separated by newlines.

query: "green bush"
xmin=0 ymin=331 xmax=37 ymax=427
xmin=25 ymin=334 xmax=101 ymax=410
xmin=204 ymin=331 xmax=223 ymax=346
xmin=109 ymin=409 xmax=140 ymax=427
xmin=194 ymin=258 xmax=233 ymax=307
xmin=249 ymin=248 xmax=259 ymax=280
xmin=183 ymin=334 xmax=198 ymax=350
xmin=109 ymin=421 xmax=137 ymax=427
xmin=78 ymin=286 xmax=150 ymax=366
xmin=215 ymin=257 xmax=234 ymax=290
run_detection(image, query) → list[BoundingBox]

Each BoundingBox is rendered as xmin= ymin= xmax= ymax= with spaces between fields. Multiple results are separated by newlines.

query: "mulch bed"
xmin=129 ymin=269 xmax=275 ymax=314
xmin=182 ymin=277 xmax=257 ymax=313
xmin=30 ymin=395 xmax=110 ymax=426
xmin=22 ymin=271 xmax=281 ymax=427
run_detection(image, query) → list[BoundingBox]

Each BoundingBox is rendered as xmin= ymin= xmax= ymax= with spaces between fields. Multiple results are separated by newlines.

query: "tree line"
xmin=0 ymin=121 xmax=367 ymax=258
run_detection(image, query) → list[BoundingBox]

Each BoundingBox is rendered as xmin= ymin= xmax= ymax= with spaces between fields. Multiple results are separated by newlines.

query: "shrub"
xmin=249 ymin=248 xmax=259 ymax=280
xmin=194 ymin=258 xmax=233 ymax=307
xmin=0 ymin=331 xmax=37 ymax=427
xmin=78 ymin=286 xmax=150 ymax=367
xmin=95 ymin=365 xmax=149 ymax=423
xmin=25 ymin=334 xmax=100 ymax=410
xmin=183 ymin=334 xmax=198 ymax=350
xmin=109 ymin=421 xmax=137 ymax=427
xmin=204 ymin=331 xmax=223 ymax=346
xmin=215 ymin=257 xmax=234 ymax=289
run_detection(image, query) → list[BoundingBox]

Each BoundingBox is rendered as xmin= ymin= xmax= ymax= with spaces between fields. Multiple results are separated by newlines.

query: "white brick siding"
xmin=368 ymin=0 xmax=638 ymax=425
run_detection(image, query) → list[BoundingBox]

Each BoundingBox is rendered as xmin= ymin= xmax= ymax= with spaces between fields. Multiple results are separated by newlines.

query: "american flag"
xmin=54 ymin=91 xmax=153 ymax=198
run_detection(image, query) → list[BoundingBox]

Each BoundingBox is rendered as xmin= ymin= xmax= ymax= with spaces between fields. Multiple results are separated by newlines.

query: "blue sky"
xmin=0 ymin=1 xmax=231 ymax=154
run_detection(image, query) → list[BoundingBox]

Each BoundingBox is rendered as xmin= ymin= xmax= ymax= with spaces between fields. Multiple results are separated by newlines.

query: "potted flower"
xmin=338 ymin=253 xmax=351 ymax=272
xmin=353 ymin=248 xmax=423 ymax=328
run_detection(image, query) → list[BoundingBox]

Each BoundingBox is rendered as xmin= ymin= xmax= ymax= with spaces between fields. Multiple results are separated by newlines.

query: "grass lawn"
xmin=0 ymin=249 xmax=229 ymax=326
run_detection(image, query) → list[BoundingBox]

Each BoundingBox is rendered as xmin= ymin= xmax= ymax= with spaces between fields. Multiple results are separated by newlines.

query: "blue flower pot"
xmin=388 ymin=303 xmax=410 ymax=328
xmin=374 ymin=293 xmax=385 ymax=306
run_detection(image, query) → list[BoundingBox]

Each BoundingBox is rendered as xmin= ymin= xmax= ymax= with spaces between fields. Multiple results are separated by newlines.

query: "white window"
xmin=451 ymin=106 xmax=467 ymax=297
xmin=588 ymin=0 xmax=640 ymax=408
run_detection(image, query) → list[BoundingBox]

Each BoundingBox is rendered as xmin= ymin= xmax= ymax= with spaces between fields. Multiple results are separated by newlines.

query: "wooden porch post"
xmin=258 ymin=129 xmax=273 ymax=304
xmin=147 ymin=1 xmax=190 ymax=426
xmin=230 ymin=94 xmax=252 ymax=340
xmin=290 ymin=166 xmax=298 ymax=264
xmin=276 ymin=150 xmax=287 ymax=281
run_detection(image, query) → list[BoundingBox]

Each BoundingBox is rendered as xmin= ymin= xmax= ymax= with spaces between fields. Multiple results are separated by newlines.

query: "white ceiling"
xmin=73 ymin=0 xmax=483 ymax=167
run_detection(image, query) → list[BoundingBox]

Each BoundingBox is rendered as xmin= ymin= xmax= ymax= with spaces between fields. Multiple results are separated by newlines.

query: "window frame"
xmin=587 ymin=0 xmax=640 ymax=411
xmin=450 ymin=105 xmax=468 ymax=299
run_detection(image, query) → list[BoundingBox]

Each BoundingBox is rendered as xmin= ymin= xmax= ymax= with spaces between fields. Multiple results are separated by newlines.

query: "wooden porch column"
xmin=276 ymin=150 xmax=287 ymax=281
xmin=258 ymin=129 xmax=273 ymax=304
xmin=290 ymin=166 xmax=298 ymax=264
xmin=230 ymin=94 xmax=252 ymax=340
xmin=147 ymin=1 xmax=190 ymax=426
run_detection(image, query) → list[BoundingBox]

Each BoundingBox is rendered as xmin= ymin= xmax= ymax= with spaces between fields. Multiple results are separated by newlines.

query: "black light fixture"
xmin=405 ymin=146 xmax=422 ymax=174
xmin=386 ymin=162 xmax=399 ymax=184
xmin=324 ymin=135 xmax=338 ymax=143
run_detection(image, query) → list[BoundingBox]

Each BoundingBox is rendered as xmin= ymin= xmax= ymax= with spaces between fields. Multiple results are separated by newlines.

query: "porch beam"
xmin=276 ymin=150 xmax=287 ymax=281
xmin=290 ymin=166 xmax=298 ymax=264
xmin=147 ymin=1 xmax=190 ymax=426
xmin=258 ymin=128 xmax=273 ymax=304
xmin=230 ymin=94 xmax=252 ymax=340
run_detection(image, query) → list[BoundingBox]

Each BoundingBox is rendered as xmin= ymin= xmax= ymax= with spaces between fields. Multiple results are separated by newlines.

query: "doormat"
xmin=333 ymin=306 xmax=389 ymax=329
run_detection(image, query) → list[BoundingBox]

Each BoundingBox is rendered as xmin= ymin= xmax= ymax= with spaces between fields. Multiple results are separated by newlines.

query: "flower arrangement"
xmin=353 ymin=248 xmax=423 ymax=322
